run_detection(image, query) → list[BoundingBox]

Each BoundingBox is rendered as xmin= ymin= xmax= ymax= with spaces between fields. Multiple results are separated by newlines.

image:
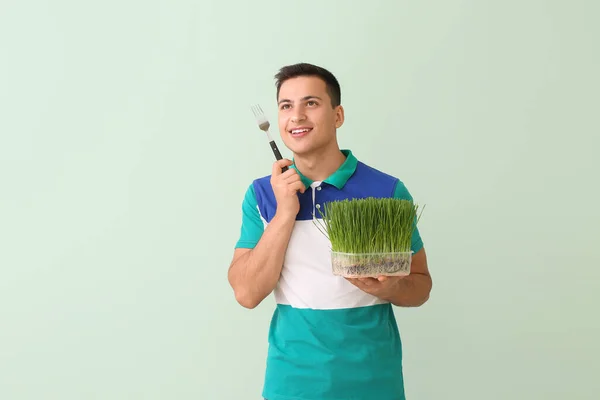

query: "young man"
xmin=228 ymin=63 xmax=432 ymax=400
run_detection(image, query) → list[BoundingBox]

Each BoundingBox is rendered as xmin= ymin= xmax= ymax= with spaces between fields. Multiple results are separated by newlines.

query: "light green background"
xmin=1 ymin=1 xmax=599 ymax=399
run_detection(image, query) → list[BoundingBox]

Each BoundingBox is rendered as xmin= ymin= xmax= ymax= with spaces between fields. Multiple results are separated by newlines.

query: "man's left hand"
xmin=345 ymin=275 xmax=405 ymax=302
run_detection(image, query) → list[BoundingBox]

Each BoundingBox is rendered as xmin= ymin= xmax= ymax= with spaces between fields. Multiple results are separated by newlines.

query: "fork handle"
xmin=269 ymin=140 xmax=289 ymax=172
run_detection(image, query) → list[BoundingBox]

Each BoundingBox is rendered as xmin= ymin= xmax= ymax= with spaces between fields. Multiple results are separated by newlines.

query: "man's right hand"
xmin=270 ymin=159 xmax=305 ymax=219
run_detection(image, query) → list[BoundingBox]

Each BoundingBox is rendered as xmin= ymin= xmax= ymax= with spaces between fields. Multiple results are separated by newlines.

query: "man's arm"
xmin=228 ymin=159 xmax=304 ymax=309
xmin=228 ymin=213 xmax=296 ymax=309
xmin=387 ymin=247 xmax=431 ymax=306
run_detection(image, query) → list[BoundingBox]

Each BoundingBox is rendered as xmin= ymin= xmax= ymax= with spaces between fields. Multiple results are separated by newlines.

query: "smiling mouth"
xmin=289 ymin=127 xmax=313 ymax=137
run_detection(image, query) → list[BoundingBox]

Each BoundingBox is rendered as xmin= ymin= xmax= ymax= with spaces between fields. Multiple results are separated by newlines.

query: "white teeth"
xmin=291 ymin=128 xmax=310 ymax=134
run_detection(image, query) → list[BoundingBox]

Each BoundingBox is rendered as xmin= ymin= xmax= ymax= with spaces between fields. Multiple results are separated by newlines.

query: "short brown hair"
xmin=274 ymin=62 xmax=341 ymax=108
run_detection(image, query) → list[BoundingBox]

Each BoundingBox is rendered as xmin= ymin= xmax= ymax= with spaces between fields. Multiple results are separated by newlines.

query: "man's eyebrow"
xmin=303 ymin=95 xmax=322 ymax=101
xmin=278 ymin=96 xmax=323 ymax=105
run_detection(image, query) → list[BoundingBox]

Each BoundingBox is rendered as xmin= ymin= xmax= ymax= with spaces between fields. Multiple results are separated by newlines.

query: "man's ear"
xmin=335 ymin=105 xmax=345 ymax=128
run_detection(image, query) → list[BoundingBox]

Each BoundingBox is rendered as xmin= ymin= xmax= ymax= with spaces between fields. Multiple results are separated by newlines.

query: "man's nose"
xmin=291 ymin=110 xmax=306 ymax=123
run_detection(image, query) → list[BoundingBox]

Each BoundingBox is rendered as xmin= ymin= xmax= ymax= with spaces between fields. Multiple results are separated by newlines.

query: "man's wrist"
xmin=273 ymin=211 xmax=297 ymax=225
xmin=379 ymin=278 xmax=404 ymax=303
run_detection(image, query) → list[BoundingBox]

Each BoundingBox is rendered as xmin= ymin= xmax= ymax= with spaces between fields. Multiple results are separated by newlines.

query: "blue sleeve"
xmin=393 ymin=180 xmax=424 ymax=254
xmin=235 ymin=184 xmax=265 ymax=249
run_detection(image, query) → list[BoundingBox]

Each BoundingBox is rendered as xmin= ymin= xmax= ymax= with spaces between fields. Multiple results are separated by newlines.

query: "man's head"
xmin=274 ymin=63 xmax=344 ymax=156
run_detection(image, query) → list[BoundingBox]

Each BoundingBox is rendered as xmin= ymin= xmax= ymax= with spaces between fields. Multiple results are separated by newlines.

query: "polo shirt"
xmin=235 ymin=149 xmax=424 ymax=400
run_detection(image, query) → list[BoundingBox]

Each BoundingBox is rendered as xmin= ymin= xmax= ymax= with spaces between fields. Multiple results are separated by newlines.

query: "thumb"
xmin=272 ymin=158 xmax=293 ymax=176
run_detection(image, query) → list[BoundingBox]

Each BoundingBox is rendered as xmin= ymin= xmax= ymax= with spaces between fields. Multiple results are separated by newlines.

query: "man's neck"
xmin=293 ymin=146 xmax=346 ymax=182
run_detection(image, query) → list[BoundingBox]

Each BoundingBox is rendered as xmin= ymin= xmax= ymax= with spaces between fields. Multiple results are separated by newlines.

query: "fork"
xmin=251 ymin=104 xmax=289 ymax=172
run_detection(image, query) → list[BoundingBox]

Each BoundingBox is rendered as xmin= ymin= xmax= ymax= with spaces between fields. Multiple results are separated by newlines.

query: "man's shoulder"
xmin=356 ymin=161 xmax=398 ymax=179
xmin=354 ymin=161 xmax=402 ymax=186
xmin=239 ymin=175 xmax=274 ymax=207
xmin=249 ymin=174 xmax=273 ymax=191
xmin=246 ymin=174 xmax=276 ymax=204
xmin=246 ymin=173 xmax=270 ymax=184
xmin=353 ymin=161 xmax=414 ymax=199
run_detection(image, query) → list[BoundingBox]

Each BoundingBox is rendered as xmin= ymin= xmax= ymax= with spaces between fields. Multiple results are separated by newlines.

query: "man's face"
xmin=277 ymin=76 xmax=343 ymax=156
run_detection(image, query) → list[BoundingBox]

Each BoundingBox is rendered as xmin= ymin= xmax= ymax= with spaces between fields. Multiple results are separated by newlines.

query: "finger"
xmin=289 ymin=180 xmax=305 ymax=194
xmin=279 ymin=168 xmax=298 ymax=180
xmin=284 ymin=173 xmax=301 ymax=183
xmin=271 ymin=168 xmax=297 ymax=185
xmin=358 ymin=278 xmax=378 ymax=286
xmin=345 ymin=278 xmax=362 ymax=288
xmin=286 ymin=178 xmax=305 ymax=193
xmin=378 ymin=275 xmax=405 ymax=283
xmin=271 ymin=159 xmax=293 ymax=177
xmin=279 ymin=166 xmax=297 ymax=178
xmin=346 ymin=278 xmax=376 ymax=294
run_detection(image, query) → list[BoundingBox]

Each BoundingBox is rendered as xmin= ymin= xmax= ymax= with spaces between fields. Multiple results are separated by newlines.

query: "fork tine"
xmin=251 ymin=103 xmax=268 ymax=121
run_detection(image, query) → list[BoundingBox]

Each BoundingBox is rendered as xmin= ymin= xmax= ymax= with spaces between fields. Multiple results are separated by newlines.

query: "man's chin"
xmin=287 ymin=145 xmax=314 ymax=157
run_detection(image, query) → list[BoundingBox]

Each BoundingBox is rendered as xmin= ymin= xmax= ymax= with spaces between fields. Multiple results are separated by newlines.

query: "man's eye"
xmin=280 ymin=104 xmax=290 ymax=110
xmin=307 ymin=101 xmax=317 ymax=106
